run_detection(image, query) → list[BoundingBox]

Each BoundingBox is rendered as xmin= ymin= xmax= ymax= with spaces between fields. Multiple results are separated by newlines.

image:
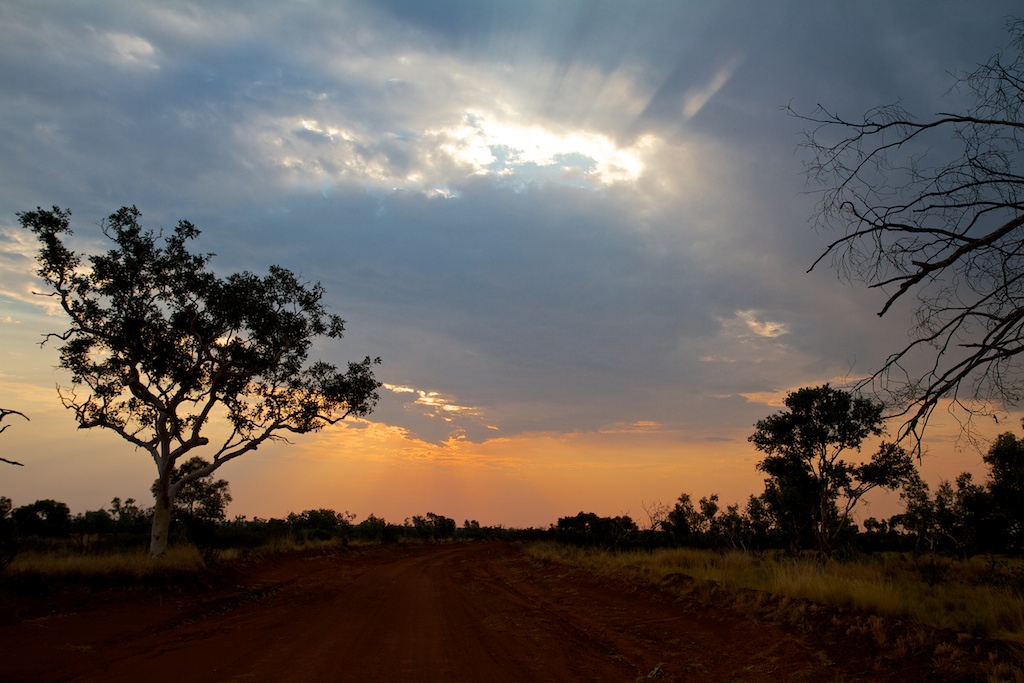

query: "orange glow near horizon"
xmin=0 ymin=390 xmax=1003 ymax=530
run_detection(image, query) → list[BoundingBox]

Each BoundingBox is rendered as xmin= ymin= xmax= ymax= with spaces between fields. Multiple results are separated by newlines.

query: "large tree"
xmin=794 ymin=18 xmax=1024 ymax=444
xmin=749 ymin=385 xmax=917 ymax=554
xmin=20 ymin=206 xmax=381 ymax=557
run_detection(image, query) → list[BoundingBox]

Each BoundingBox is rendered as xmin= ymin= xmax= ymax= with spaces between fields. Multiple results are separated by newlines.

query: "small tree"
xmin=108 ymin=497 xmax=151 ymax=534
xmin=749 ymin=385 xmax=917 ymax=555
xmin=0 ymin=408 xmax=28 ymax=466
xmin=983 ymin=429 xmax=1024 ymax=551
xmin=287 ymin=508 xmax=355 ymax=542
xmin=12 ymin=499 xmax=72 ymax=538
xmin=20 ymin=206 xmax=381 ymax=556
xmin=664 ymin=493 xmax=699 ymax=544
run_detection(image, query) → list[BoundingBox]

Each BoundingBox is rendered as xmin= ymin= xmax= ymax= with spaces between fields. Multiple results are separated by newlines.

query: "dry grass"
xmin=3 ymin=536 xmax=362 ymax=582
xmin=524 ymin=543 xmax=1024 ymax=642
xmin=6 ymin=545 xmax=207 ymax=581
xmin=1 ymin=532 xmax=376 ymax=581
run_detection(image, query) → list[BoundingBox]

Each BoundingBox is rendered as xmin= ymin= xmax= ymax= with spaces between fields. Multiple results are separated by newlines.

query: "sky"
xmin=1 ymin=1 xmax=1022 ymax=528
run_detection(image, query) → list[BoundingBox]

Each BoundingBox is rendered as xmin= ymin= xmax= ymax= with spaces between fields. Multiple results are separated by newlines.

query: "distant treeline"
xmin=554 ymin=429 xmax=1024 ymax=557
xmin=0 ymin=497 xmax=531 ymax=566
xmin=3 ymin=427 xmax=1022 ymax=563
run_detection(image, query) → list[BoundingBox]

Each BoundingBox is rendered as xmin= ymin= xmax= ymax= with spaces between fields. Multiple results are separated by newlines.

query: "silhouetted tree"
xmin=894 ymin=475 xmax=939 ymax=551
xmin=896 ymin=473 xmax=994 ymax=556
xmin=743 ymin=494 xmax=773 ymax=549
xmin=663 ymin=493 xmax=699 ymax=544
xmin=411 ymin=512 xmax=456 ymax=541
xmin=555 ymin=511 xmax=637 ymax=548
xmin=108 ymin=497 xmax=151 ymax=534
xmin=983 ymin=429 xmax=1024 ymax=551
xmin=12 ymin=499 xmax=71 ymax=537
xmin=287 ymin=509 xmax=355 ymax=542
xmin=20 ymin=206 xmax=381 ymax=556
xmin=750 ymin=385 xmax=917 ymax=554
xmin=793 ymin=19 xmax=1024 ymax=444
xmin=353 ymin=513 xmax=392 ymax=542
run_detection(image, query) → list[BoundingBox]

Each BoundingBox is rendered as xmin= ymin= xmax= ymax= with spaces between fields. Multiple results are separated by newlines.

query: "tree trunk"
xmin=150 ymin=482 xmax=173 ymax=558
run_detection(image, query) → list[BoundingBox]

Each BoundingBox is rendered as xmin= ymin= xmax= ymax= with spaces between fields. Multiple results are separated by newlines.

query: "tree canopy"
xmin=20 ymin=205 xmax=381 ymax=556
xmin=750 ymin=385 xmax=916 ymax=554
xmin=794 ymin=18 xmax=1024 ymax=444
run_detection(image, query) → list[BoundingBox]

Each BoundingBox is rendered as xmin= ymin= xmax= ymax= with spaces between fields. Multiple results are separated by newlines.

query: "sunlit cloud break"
xmin=433 ymin=111 xmax=653 ymax=186
xmin=384 ymin=383 xmax=482 ymax=421
xmin=254 ymin=106 xmax=653 ymax=196
xmin=736 ymin=310 xmax=789 ymax=338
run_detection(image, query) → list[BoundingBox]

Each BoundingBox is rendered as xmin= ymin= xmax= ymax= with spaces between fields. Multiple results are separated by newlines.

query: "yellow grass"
xmin=7 ymin=545 xmax=206 ymax=580
xmin=3 ymin=536 xmax=369 ymax=581
xmin=525 ymin=543 xmax=1024 ymax=641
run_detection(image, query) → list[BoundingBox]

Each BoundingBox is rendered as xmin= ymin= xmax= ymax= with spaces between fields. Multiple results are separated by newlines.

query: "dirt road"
xmin=0 ymin=542 xmax=991 ymax=682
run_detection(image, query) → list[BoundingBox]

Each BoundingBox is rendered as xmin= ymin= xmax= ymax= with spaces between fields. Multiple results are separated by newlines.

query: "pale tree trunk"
xmin=150 ymin=476 xmax=173 ymax=558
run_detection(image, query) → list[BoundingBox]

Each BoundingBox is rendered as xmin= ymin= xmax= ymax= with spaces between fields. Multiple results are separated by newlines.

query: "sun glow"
xmin=432 ymin=111 xmax=652 ymax=186
xmin=251 ymin=106 xmax=654 ymax=196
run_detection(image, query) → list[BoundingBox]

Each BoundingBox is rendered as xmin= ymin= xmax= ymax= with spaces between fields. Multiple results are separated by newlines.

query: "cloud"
xmin=736 ymin=310 xmax=789 ymax=339
xmin=699 ymin=310 xmax=792 ymax=367
xmin=380 ymin=382 xmax=490 ymax=443
xmin=428 ymin=111 xmax=654 ymax=186
xmin=0 ymin=227 xmax=65 ymax=316
xmin=599 ymin=420 xmax=669 ymax=434
xmin=98 ymin=31 xmax=159 ymax=69
xmin=0 ymin=0 xmax=1019 ymax=527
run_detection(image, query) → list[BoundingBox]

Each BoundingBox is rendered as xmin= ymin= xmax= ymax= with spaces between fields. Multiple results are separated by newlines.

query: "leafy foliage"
xmin=983 ymin=431 xmax=1024 ymax=550
xmin=555 ymin=511 xmax=638 ymax=549
xmin=11 ymin=500 xmax=72 ymax=537
xmin=286 ymin=508 xmax=355 ymax=542
xmin=410 ymin=512 xmax=457 ymax=541
xmin=893 ymin=425 xmax=1024 ymax=555
xmin=749 ymin=385 xmax=917 ymax=554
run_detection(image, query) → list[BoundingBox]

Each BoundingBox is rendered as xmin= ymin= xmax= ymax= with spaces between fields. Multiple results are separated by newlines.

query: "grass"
xmin=2 ymin=536 xmax=364 ymax=584
xmin=524 ymin=543 xmax=1024 ymax=642
xmin=4 ymin=544 xmax=208 ymax=585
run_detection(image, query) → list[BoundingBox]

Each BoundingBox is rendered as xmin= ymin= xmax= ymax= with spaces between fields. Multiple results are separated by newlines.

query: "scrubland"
xmin=526 ymin=543 xmax=1024 ymax=642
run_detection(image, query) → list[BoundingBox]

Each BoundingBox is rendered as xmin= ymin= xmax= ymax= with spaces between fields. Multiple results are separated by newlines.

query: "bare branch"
xmin=794 ymin=18 xmax=1024 ymax=446
xmin=0 ymin=408 xmax=29 ymax=466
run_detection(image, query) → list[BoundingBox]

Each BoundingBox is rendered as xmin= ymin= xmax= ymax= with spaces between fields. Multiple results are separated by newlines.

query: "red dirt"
xmin=0 ymin=542 xmax=1013 ymax=682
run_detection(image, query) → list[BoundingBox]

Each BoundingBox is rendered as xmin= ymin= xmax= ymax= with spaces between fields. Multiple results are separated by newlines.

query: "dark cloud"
xmin=1 ymin=0 xmax=1020 ymax=451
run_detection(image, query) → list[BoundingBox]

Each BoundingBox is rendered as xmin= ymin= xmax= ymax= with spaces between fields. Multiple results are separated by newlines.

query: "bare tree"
xmin=0 ymin=409 xmax=28 ymax=466
xmin=793 ymin=18 xmax=1024 ymax=446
